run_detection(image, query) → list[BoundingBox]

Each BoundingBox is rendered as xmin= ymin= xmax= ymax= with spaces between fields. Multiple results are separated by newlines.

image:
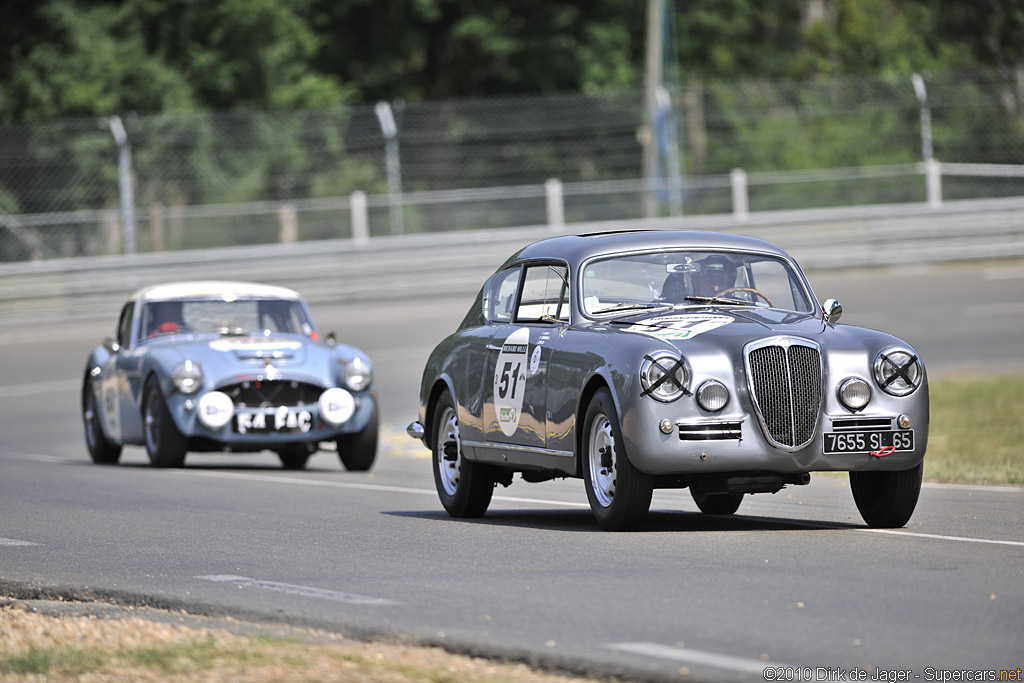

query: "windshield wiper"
xmin=591 ymin=302 xmax=672 ymax=315
xmin=684 ymin=295 xmax=758 ymax=306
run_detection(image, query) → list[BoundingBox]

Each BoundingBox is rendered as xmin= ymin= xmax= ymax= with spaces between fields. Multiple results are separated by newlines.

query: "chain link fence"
xmin=2 ymin=70 xmax=1023 ymax=262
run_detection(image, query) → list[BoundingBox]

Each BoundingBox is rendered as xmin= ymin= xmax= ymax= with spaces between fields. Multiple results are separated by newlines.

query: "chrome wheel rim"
xmin=437 ymin=406 xmax=461 ymax=496
xmin=588 ymin=412 xmax=616 ymax=508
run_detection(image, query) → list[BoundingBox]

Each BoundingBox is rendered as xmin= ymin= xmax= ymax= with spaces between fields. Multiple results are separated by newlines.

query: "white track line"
xmin=607 ymin=641 xmax=787 ymax=675
xmin=195 ymin=575 xmax=396 ymax=605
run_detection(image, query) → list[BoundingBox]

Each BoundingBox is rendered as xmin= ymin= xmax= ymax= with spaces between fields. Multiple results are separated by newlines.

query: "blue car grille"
xmin=219 ymin=380 xmax=323 ymax=408
xmin=746 ymin=341 xmax=821 ymax=449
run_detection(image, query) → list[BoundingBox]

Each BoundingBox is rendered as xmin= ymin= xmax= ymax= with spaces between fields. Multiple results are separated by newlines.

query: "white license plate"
xmin=823 ymin=429 xmax=914 ymax=455
xmin=236 ymin=408 xmax=313 ymax=434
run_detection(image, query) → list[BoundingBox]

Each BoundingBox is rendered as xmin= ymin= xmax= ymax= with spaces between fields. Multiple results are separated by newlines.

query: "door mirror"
xmin=822 ymin=298 xmax=843 ymax=327
xmin=103 ymin=336 xmax=120 ymax=353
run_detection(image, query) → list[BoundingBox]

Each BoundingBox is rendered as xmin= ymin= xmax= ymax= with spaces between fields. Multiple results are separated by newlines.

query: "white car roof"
xmin=132 ymin=281 xmax=303 ymax=303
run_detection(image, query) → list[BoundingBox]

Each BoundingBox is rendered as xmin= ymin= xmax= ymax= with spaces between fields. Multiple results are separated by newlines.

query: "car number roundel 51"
xmin=494 ymin=328 xmax=530 ymax=436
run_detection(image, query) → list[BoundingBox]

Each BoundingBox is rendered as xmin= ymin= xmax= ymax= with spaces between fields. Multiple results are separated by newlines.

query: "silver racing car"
xmin=408 ymin=231 xmax=928 ymax=530
xmin=82 ymin=281 xmax=378 ymax=470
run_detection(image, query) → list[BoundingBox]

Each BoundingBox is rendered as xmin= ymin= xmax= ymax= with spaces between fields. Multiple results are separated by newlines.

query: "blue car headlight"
xmin=172 ymin=360 xmax=203 ymax=394
xmin=343 ymin=356 xmax=373 ymax=392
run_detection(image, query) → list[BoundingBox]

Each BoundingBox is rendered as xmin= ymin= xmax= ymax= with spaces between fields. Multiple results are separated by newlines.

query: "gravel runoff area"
xmin=0 ymin=591 xmax=626 ymax=683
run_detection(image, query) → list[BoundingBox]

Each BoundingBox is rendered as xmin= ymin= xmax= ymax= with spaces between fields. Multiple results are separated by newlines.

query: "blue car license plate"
xmin=823 ymin=429 xmax=914 ymax=455
xmin=236 ymin=408 xmax=313 ymax=434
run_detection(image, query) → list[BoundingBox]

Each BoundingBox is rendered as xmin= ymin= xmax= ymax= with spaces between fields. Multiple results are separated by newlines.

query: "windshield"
xmin=141 ymin=298 xmax=318 ymax=340
xmin=581 ymin=250 xmax=813 ymax=316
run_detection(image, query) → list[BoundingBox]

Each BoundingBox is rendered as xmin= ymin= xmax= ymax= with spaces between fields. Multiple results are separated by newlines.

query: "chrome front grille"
xmin=218 ymin=380 xmax=323 ymax=408
xmin=746 ymin=339 xmax=822 ymax=450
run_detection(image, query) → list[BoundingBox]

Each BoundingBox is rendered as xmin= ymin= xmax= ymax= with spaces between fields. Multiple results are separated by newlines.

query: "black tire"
xmin=582 ymin=388 xmax=653 ymax=531
xmin=337 ymin=401 xmax=378 ymax=472
xmin=690 ymin=486 xmax=743 ymax=515
xmin=142 ymin=377 xmax=187 ymax=468
xmin=278 ymin=450 xmax=310 ymax=470
xmin=850 ymin=462 xmax=923 ymax=528
xmin=82 ymin=379 xmax=121 ymax=464
xmin=432 ymin=390 xmax=494 ymax=517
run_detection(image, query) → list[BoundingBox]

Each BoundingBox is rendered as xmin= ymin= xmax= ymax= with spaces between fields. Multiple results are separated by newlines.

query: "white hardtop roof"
xmin=132 ymin=281 xmax=303 ymax=303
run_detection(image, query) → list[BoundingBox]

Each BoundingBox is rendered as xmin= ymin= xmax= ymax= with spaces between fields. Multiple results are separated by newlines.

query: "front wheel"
xmin=143 ymin=378 xmax=187 ymax=468
xmin=82 ymin=380 xmax=121 ymax=464
xmin=582 ymin=388 xmax=653 ymax=531
xmin=432 ymin=390 xmax=493 ymax=517
xmin=337 ymin=401 xmax=378 ymax=472
xmin=849 ymin=462 xmax=923 ymax=528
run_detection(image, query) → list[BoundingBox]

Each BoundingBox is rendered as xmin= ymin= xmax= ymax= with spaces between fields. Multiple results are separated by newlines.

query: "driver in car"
xmin=692 ymin=254 xmax=738 ymax=297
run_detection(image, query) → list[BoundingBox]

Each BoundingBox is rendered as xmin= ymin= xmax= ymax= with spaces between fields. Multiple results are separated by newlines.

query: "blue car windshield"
xmin=141 ymin=298 xmax=317 ymax=339
xmin=581 ymin=250 xmax=813 ymax=315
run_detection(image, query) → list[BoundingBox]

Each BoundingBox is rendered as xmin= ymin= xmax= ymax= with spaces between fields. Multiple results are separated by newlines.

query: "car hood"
xmin=594 ymin=307 xmax=905 ymax=355
xmin=145 ymin=334 xmax=340 ymax=387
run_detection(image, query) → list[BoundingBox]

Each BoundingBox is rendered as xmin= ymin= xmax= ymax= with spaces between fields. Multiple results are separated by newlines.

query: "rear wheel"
xmin=432 ymin=390 xmax=493 ymax=517
xmin=582 ymin=388 xmax=653 ymax=531
xmin=143 ymin=378 xmax=187 ymax=468
xmin=690 ymin=486 xmax=743 ymax=515
xmin=82 ymin=380 xmax=121 ymax=464
xmin=850 ymin=462 xmax=923 ymax=528
xmin=337 ymin=401 xmax=378 ymax=472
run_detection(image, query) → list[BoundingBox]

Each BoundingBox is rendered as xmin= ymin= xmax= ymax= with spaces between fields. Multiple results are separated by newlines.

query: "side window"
xmin=116 ymin=303 xmax=134 ymax=349
xmin=516 ymin=264 xmax=569 ymax=322
xmin=484 ymin=267 xmax=521 ymax=323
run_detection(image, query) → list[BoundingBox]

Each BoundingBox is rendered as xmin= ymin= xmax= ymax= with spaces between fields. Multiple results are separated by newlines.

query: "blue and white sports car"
xmin=82 ymin=281 xmax=378 ymax=470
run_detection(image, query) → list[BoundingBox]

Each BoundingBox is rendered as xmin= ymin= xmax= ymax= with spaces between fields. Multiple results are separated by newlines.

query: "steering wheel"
xmin=718 ymin=287 xmax=774 ymax=306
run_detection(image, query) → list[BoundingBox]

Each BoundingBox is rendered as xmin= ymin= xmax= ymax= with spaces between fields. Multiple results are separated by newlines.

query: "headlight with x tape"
xmin=873 ymin=346 xmax=922 ymax=397
xmin=640 ymin=351 xmax=690 ymax=402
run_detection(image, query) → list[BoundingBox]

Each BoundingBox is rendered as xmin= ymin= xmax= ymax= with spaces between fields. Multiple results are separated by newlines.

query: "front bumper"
xmin=165 ymin=388 xmax=376 ymax=446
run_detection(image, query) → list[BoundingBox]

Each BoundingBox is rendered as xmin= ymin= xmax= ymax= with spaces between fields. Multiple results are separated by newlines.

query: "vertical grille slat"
xmin=747 ymin=340 xmax=821 ymax=449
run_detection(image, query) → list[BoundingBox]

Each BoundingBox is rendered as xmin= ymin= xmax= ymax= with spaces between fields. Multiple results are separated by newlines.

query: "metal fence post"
xmin=545 ymin=178 xmax=564 ymax=231
xmin=925 ymin=159 xmax=943 ymax=209
xmin=106 ymin=116 xmax=136 ymax=255
xmin=350 ymin=191 xmax=369 ymax=244
xmin=374 ymin=101 xmax=403 ymax=235
xmin=912 ymin=74 xmax=942 ymax=208
xmin=731 ymin=168 xmax=749 ymax=221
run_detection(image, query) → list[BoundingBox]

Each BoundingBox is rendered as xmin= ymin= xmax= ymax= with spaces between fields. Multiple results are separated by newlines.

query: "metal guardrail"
xmin=2 ymin=196 xmax=1023 ymax=324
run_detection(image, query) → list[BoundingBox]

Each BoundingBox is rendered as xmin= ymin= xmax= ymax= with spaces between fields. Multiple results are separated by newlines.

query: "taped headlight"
xmin=838 ymin=377 xmax=871 ymax=411
xmin=873 ymin=348 xmax=922 ymax=397
xmin=640 ymin=352 xmax=688 ymax=403
xmin=319 ymin=387 xmax=355 ymax=426
xmin=343 ymin=356 xmax=373 ymax=392
xmin=197 ymin=391 xmax=233 ymax=429
xmin=696 ymin=380 xmax=729 ymax=412
xmin=172 ymin=360 xmax=203 ymax=394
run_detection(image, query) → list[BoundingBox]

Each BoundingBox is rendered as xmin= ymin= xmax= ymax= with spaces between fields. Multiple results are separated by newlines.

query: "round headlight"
xmin=197 ymin=391 xmax=233 ymax=429
xmin=640 ymin=352 xmax=688 ymax=403
xmin=319 ymin=387 xmax=355 ymax=426
xmin=696 ymin=380 xmax=729 ymax=412
xmin=838 ymin=377 xmax=871 ymax=411
xmin=874 ymin=348 xmax=922 ymax=397
xmin=343 ymin=356 xmax=373 ymax=392
xmin=172 ymin=360 xmax=203 ymax=394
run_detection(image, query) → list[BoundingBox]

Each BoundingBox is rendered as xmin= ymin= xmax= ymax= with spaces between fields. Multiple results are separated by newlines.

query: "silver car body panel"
xmin=416 ymin=231 xmax=928 ymax=480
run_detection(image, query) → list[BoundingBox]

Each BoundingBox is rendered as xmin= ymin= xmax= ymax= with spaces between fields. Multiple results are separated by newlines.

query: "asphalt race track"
xmin=2 ymin=259 xmax=1023 ymax=681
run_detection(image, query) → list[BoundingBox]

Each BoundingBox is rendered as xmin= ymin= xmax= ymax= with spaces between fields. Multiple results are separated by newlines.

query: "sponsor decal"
xmin=625 ymin=314 xmax=733 ymax=340
xmin=529 ymin=345 xmax=542 ymax=376
xmin=493 ymin=328 xmax=530 ymax=436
